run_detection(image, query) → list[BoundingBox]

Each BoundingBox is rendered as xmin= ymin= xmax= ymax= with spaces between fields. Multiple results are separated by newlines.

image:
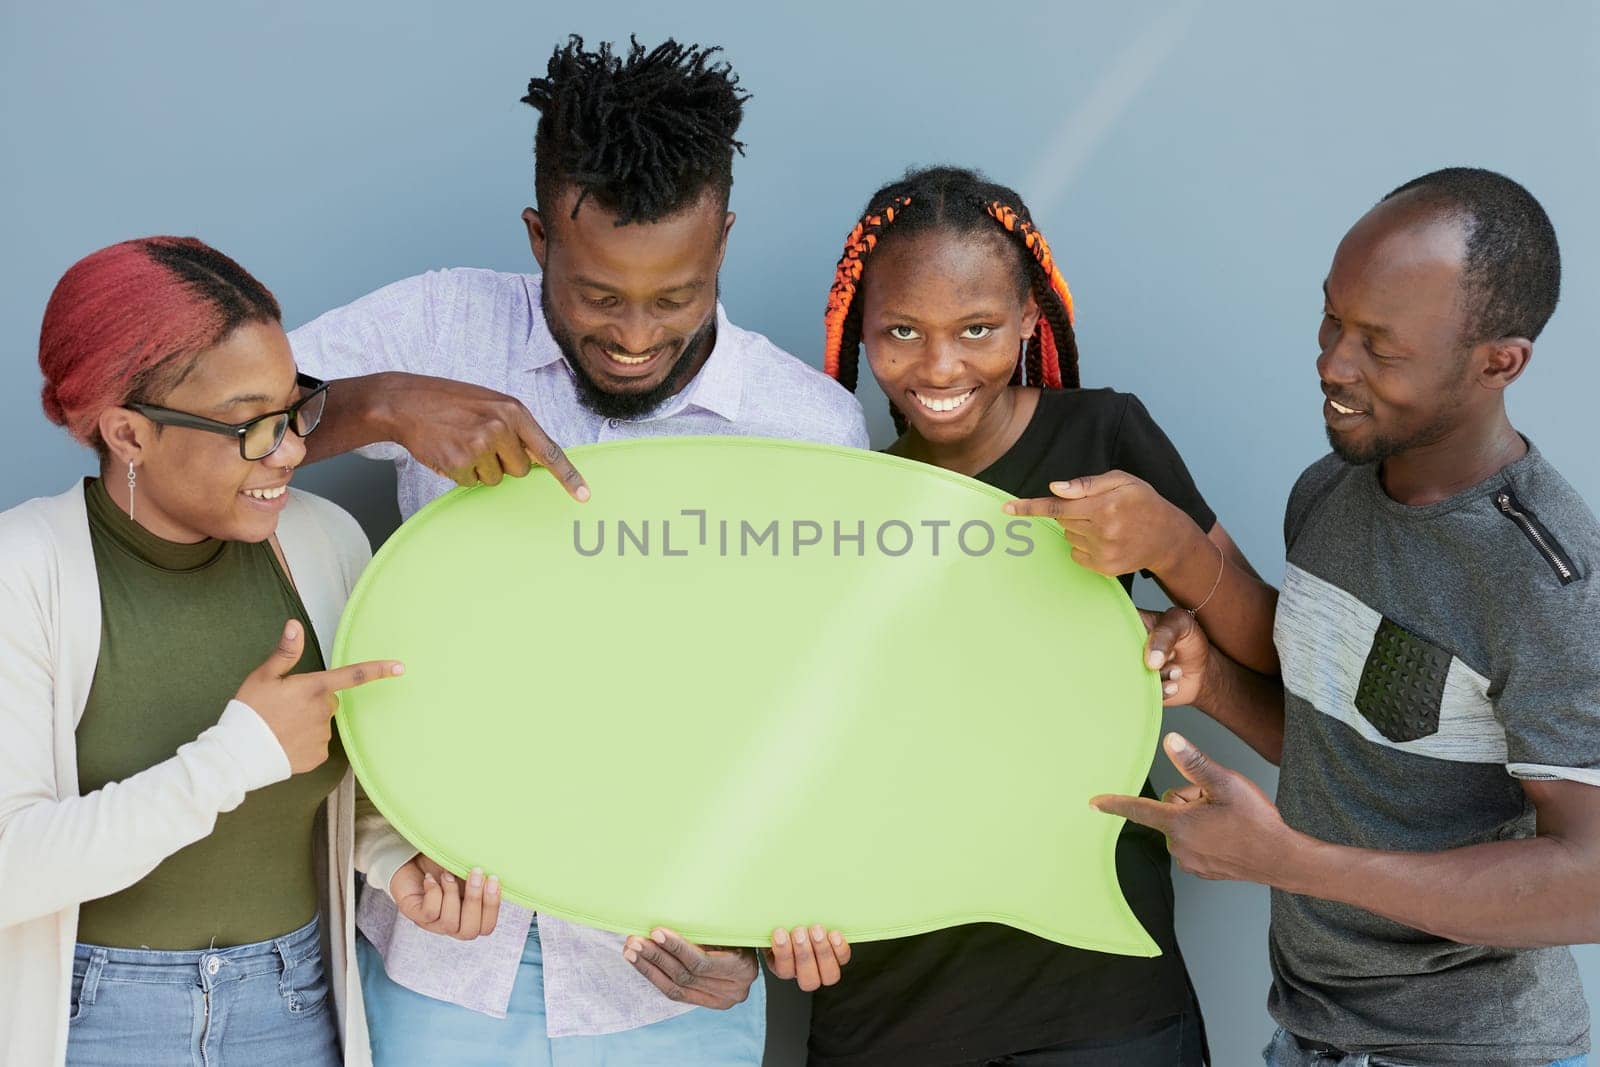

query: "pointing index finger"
xmin=321 ymin=660 xmax=406 ymax=694
xmin=1049 ymin=470 xmax=1136 ymax=498
xmin=514 ymin=410 xmax=589 ymax=502
xmin=1003 ymin=496 xmax=1099 ymax=523
xmin=1090 ymin=793 xmax=1177 ymax=833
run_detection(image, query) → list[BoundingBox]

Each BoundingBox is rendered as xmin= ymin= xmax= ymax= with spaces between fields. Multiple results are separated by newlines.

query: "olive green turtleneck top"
xmin=74 ymin=477 xmax=348 ymax=949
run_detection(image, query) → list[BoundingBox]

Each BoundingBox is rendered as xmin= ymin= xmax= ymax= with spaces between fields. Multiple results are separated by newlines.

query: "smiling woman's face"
xmin=861 ymin=229 xmax=1039 ymax=446
xmin=105 ymin=320 xmax=308 ymax=544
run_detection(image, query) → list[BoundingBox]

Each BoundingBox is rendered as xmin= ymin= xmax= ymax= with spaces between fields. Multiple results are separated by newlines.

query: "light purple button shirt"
xmin=290 ymin=268 xmax=868 ymax=1036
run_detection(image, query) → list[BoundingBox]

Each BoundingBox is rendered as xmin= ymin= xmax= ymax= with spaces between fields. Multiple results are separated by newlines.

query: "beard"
xmin=1326 ymin=425 xmax=1403 ymax=466
xmin=1326 ymin=349 xmax=1475 ymax=466
xmin=1325 ymin=392 xmax=1471 ymax=466
xmin=541 ymin=285 xmax=718 ymax=420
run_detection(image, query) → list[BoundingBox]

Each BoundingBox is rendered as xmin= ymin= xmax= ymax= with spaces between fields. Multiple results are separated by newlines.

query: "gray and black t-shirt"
xmin=1269 ymin=442 xmax=1599 ymax=1066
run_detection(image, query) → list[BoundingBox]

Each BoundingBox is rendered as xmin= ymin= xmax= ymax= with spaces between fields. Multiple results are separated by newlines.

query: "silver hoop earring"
xmin=127 ymin=461 xmax=136 ymax=522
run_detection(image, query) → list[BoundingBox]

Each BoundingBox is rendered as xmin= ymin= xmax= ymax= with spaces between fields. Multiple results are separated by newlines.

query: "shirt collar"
xmin=522 ymin=275 xmax=744 ymax=422
xmin=523 ymin=275 xmax=565 ymax=370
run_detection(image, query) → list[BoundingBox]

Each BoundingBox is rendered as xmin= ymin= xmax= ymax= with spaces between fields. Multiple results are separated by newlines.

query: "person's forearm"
xmin=1274 ymin=831 xmax=1600 ymax=947
xmin=1195 ymin=649 xmax=1286 ymax=764
xmin=0 ymin=702 xmax=289 ymax=927
xmin=1153 ymin=523 xmax=1280 ymax=677
xmin=303 ymin=372 xmax=403 ymax=464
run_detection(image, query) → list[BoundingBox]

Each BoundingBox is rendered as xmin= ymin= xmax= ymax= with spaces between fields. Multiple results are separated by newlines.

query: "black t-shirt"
xmin=807 ymin=388 xmax=1217 ymax=1067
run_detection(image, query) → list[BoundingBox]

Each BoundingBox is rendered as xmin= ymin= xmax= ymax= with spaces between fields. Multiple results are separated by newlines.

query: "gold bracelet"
xmin=1186 ymin=539 xmax=1225 ymax=616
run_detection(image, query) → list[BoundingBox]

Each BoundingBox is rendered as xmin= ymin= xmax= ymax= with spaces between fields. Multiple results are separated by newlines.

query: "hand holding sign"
xmin=1005 ymin=469 xmax=1197 ymax=578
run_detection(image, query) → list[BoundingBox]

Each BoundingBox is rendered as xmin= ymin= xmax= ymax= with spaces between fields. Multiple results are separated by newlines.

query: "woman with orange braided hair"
xmin=780 ymin=166 xmax=1282 ymax=1066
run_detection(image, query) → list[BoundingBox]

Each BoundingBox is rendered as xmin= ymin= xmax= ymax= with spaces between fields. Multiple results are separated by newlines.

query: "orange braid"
xmin=823 ymin=196 xmax=911 ymax=380
xmin=984 ymin=201 xmax=1074 ymax=389
xmin=984 ymin=201 xmax=1074 ymax=324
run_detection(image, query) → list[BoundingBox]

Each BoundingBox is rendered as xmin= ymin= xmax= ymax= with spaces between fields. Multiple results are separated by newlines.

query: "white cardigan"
xmin=0 ymin=482 xmax=374 ymax=1066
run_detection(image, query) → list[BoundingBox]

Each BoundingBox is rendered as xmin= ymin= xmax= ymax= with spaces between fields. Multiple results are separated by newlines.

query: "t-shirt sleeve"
xmin=1112 ymin=394 xmax=1215 ymax=535
xmin=288 ymin=271 xmax=455 ymax=462
xmin=1497 ymin=573 xmax=1600 ymax=788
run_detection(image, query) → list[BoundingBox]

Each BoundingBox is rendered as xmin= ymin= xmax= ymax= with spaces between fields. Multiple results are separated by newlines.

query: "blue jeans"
xmin=65 ymin=915 xmax=339 ymax=1067
xmin=357 ymin=922 xmax=766 ymax=1066
xmin=1263 ymin=1026 xmax=1587 ymax=1067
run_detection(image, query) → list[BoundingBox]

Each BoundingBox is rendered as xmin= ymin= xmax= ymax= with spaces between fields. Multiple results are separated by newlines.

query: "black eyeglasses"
xmin=127 ymin=373 xmax=330 ymax=461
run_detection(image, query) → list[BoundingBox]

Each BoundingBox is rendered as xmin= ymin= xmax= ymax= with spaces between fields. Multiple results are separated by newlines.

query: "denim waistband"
xmin=73 ymin=913 xmax=323 ymax=986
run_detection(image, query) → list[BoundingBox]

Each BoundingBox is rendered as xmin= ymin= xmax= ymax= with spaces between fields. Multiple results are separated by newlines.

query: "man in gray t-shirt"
xmin=1098 ymin=170 xmax=1599 ymax=1067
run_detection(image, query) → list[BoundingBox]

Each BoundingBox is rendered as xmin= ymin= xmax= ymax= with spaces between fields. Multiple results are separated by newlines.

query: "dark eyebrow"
xmin=879 ymin=307 xmax=1006 ymax=324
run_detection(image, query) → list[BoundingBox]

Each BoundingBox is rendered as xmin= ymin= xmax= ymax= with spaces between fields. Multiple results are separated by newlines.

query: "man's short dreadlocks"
xmin=522 ymin=35 xmax=750 ymax=226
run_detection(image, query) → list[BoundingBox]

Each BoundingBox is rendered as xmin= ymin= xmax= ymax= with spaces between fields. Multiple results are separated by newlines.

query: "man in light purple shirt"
xmin=293 ymin=36 xmax=864 ymax=1066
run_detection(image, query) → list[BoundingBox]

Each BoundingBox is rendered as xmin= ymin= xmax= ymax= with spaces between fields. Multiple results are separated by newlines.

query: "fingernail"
xmin=829 ymin=932 xmax=843 ymax=947
xmin=486 ymin=876 xmax=500 ymax=897
xmin=651 ymin=930 xmax=667 ymax=944
xmin=576 ymin=486 xmax=591 ymax=502
xmin=1168 ymin=733 xmax=1191 ymax=752
xmin=1050 ymin=480 xmax=1071 ymax=493
xmin=1002 ymin=503 xmax=1016 ymax=515
xmin=811 ymin=925 xmax=826 ymax=942
xmin=1147 ymin=651 xmax=1166 ymax=669
xmin=391 ymin=663 xmax=406 ymax=676
xmin=423 ymin=873 xmax=437 ymax=887
xmin=469 ymin=868 xmax=483 ymax=888
xmin=623 ymin=949 xmax=637 ymax=963
xmin=440 ymin=871 xmax=454 ymax=885
xmin=1169 ymin=667 xmax=1183 ymax=680
xmin=793 ymin=927 xmax=807 ymax=943
xmin=284 ymin=621 xmax=298 ymax=639
xmin=773 ymin=927 xmax=788 ymax=946
xmin=1164 ymin=683 xmax=1178 ymax=696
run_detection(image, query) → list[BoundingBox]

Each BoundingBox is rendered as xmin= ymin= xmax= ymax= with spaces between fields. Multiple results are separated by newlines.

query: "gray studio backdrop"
xmin=4 ymin=2 xmax=1597 ymax=1063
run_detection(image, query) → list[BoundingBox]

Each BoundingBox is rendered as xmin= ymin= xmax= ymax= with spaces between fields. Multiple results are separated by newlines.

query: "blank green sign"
xmin=334 ymin=436 xmax=1160 ymax=955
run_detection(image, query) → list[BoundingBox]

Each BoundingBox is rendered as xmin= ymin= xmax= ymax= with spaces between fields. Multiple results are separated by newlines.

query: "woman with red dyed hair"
xmin=0 ymin=237 xmax=415 ymax=1066
xmin=772 ymin=167 xmax=1282 ymax=1065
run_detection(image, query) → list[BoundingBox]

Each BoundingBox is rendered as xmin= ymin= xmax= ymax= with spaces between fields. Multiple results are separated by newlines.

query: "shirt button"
xmin=205 ymin=956 xmax=220 ymax=975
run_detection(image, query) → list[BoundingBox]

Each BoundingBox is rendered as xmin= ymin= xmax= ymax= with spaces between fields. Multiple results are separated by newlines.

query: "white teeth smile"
xmin=1329 ymin=400 xmax=1362 ymax=416
xmin=243 ymin=486 xmax=287 ymax=500
xmin=912 ymin=389 xmax=976 ymax=413
xmin=607 ymin=350 xmax=654 ymax=365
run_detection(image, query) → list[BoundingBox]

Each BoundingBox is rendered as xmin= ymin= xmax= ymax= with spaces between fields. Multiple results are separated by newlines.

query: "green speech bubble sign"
xmin=334 ymin=437 xmax=1160 ymax=956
